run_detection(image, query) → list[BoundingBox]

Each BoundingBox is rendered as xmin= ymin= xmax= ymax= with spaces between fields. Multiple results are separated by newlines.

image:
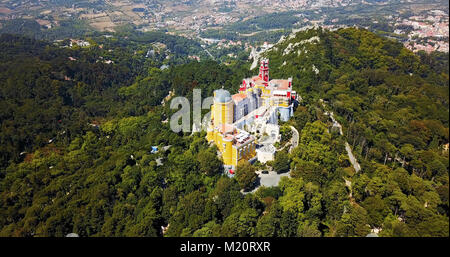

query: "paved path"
xmin=203 ymin=48 xmax=215 ymax=60
xmin=289 ymin=125 xmax=299 ymax=153
xmin=196 ymin=37 xmax=216 ymax=60
xmin=345 ymin=142 xmax=361 ymax=173
xmin=242 ymin=126 xmax=297 ymax=194
xmin=321 ymin=102 xmax=361 ymax=173
xmin=344 ymin=177 xmax=353 ymax=200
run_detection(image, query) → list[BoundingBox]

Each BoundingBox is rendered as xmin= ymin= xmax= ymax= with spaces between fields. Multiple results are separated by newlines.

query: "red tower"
xmin=259 ymin=59 xmax=269 ymax=84
xmin=287 ymin=78 xmax=293 ymax=100
xmin=240 ymin=79 xmax=247 ymax=91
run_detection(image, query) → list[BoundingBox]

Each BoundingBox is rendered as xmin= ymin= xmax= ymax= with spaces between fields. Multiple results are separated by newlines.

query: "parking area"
xmin=243 ymin=170 xmax=291 ymax=194
xmin=257 ymin=170 xmax=290 ymax=187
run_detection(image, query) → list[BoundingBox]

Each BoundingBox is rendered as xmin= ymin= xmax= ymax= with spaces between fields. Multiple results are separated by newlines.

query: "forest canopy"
xmin=0 ymin=27 xmax=448 ymax=237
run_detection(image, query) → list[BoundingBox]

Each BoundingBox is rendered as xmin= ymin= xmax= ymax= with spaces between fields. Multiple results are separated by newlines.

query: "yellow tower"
xmin=213 ymin=89 xmax=233 ymax=126
xmin=207 ymin=89 xmax=257 ymax=168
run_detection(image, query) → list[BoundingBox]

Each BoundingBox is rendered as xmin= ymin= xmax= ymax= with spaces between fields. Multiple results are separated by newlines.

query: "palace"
xmin=206 ymin=59 xmax=298 ymax=171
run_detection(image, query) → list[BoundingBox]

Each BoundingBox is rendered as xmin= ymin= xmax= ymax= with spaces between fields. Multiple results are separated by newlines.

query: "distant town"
xmin=398 ymin=10 xmax=449 ymax=53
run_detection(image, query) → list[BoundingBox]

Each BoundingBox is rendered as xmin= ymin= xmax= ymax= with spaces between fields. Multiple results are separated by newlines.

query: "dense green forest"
xmin=0 ymin=19 xmax=96 ymax=41
xmin=0 ymin=31 xmax=207 ymax=170
xmin=199 ymin=11 xmax=301 ymax=44
xmin=0 ymin=27 xmax=448 ymax=237
xmin=264 ymin=27 xmax=449 ymax=236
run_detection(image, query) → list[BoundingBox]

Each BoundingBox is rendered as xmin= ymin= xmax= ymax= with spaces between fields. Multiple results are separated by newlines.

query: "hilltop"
xmin=0 ymin=28 xmax=448 ymax=237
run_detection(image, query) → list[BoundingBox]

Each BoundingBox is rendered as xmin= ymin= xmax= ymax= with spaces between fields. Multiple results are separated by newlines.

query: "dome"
xmin=214 ymin=89 xmax=231 ymax=103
